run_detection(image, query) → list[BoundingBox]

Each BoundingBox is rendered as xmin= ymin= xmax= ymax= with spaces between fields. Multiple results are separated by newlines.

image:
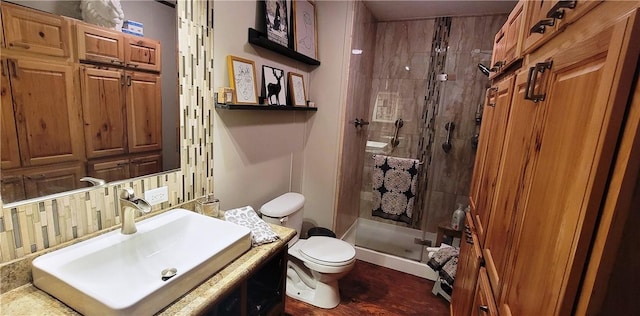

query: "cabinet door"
xmin=87 ymin=157 xmax=129 ymax=183
xmin=503 ymin=1 xmax=524 ymax=66
xmin=129 ymin=153 xmax=162 ymax=178
xmin=1 ymin=59 xmax=21 ymax=169
xmin=451 ymin=213 xmax=483 ymax=316
xmin=483 ymin=69 xmax=543 ymax=300
xmin=76 ymin=22 xmax=125 ymax=65
xmin=1 ymin=2 xmax=71 ymax=58
xmin=23 ymin=162 xmax=85 ymax=199
xmin=80 ymin=66 xmax=127 ymax=158
xmin=124 ymin=36 xmax=161 ymax=72
xmin=502 ymin=12 xmax=640 ymax=316
xmin=471 ymin=268 xmax=499 ymax=316
xmin=126 ymin=71 xmax=162 ymax=153
xmin=9 ymin=58 xmax=85 ymax=166
xmin=548 ymin=0 xmax=602 ymax=30
xmin=473 ymin=75 xmax=514 ymax=245
xmin=523 ymin=0 xmax=557 ymax=53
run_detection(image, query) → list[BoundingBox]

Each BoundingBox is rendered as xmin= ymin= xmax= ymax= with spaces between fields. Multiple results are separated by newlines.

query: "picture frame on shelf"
xmin=292 ymin=0 xmax=317 ymax=60
xmin=288 ymin=72 xmax=307 ymax=107
xmin=262 ymin=65 xmax=286 ymax=106
xmin=227 ymin=55 xmax=258 ymax=105
xmin=264 ymin=0 xmax=289 ymax=47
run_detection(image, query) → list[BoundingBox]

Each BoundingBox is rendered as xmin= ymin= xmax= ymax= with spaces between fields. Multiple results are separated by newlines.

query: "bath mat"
xmin=371 ymin=155 xmax=420 ymax=224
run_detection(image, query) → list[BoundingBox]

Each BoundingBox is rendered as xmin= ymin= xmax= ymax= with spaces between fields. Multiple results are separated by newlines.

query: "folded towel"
xmin=427 ymin=246 xmax=459 ymax=271
xmin=440 ymin=256 xmax=458 ymax=285
xmin=224 ymin=206 xmax=279 ymax=246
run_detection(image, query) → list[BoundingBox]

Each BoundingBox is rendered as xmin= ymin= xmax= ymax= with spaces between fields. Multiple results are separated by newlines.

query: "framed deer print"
xmin=262 ymin=65 xmax=286 ymax=106
xmin=227 ymin=55 xmax=258 ymax=104
xmin=288 ymin=72 xmax=306 ymax=106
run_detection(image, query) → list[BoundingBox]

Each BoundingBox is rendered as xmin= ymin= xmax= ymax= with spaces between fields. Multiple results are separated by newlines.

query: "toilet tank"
xmin=260 ymin=192 xmax=305 ymax=245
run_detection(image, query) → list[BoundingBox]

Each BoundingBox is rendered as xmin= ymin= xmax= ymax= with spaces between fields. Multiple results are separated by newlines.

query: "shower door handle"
xmin=353 ymin=118 xmax=370 ymax=128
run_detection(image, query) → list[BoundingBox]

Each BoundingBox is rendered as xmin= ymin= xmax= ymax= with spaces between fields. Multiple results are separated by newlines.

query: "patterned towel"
xmin=440 ymin=256 xmax=458 ymax=285
xmin=427 ymin=245 xmax=459 ymax=271
xmin=224 ymin=206 xmax=279 ymax=246
xmin=372 ymin=155 xmax=420 ymax=224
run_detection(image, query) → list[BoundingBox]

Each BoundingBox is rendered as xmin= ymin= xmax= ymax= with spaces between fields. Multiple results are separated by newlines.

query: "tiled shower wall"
xmin=0 ymin=0 xmax=215 ymax=264
xmin=361 ymin=14 xmax=506 ymax=233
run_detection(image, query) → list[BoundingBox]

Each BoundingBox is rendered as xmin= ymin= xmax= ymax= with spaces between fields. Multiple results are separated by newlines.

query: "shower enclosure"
xmin=337 ymin=1 xmax=506 ymax=266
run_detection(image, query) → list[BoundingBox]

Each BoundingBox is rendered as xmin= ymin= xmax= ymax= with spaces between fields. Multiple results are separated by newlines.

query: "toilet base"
xmin=285 ymin=264 xmax=341 ymax=309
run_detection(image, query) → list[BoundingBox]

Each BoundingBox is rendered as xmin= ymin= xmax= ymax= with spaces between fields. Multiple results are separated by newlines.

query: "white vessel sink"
xmin=32 ymin=208 xmax=252 ymax=315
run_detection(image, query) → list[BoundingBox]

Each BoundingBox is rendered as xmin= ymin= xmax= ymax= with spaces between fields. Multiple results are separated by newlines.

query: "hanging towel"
xmin=371 ymin=155 xmax=420 ymax=224
xmin=224 ymin=206 xmax=280 ymax=246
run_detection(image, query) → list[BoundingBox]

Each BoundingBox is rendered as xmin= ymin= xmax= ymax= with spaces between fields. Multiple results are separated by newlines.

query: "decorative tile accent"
xmin=0 ymin=0 xmax=215 ymax=265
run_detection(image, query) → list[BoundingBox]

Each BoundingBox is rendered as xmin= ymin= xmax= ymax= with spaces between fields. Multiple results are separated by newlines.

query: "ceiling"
xmin=363 ymin=0 xmax=517 ymax=21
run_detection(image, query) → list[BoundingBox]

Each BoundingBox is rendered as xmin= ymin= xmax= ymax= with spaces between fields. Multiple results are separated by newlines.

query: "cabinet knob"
xmin=547 ymin=0 xmax=577 ymax=19
xmin=530 ymin=18 xmax=555 ymax=34
xmin=478 ymin=305 xmax=489 ymax=313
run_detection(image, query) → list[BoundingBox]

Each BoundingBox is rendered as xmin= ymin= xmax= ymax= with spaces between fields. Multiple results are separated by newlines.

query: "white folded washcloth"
xmin=224 ymin=206 xmax=279 ymax=246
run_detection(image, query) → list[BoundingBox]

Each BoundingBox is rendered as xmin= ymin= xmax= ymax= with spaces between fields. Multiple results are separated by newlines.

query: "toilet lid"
xmin=299 ymin=236 xmax=356 ymax=267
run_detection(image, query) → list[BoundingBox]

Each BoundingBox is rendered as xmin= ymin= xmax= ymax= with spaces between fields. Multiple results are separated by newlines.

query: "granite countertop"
xmin=0 ymin=225 xmax=296 ymax=316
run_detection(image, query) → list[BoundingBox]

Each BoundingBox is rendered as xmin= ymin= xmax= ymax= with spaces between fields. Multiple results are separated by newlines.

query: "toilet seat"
xmin=298 ymin=236 xmax=356 ymax=267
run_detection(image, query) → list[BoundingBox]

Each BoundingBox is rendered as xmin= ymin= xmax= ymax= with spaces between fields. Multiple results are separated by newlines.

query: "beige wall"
xmin=212 ymin=1 xmax=352 ymax=231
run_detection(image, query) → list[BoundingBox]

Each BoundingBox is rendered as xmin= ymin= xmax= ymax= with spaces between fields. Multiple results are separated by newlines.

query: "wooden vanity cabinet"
xmin=206 ymin=247 xmax=287 ymax=316
xmin=470 ymin=268 xmax=498 ymax=316
xmin=0 ymin=1 xmax=72 ymax=59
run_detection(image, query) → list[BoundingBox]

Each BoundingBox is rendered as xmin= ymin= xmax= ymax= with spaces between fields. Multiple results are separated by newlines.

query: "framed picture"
xmin=292 ymin=0 xmax=317 ymax=59
xmin=262 ymin=65 xmax=286 ymax=106
xmin=227 ymin=55 xmax=258 ymax=104
xmin=264 ymin=0 xmax=289 ymax=47
xmin=288 ymin=72 xmax=307 ymax=106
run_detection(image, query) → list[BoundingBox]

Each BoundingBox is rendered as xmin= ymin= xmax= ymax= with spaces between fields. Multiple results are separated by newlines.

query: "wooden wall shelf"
xmin=215 ymin=103 xmax=317 ymax=112
xmin=248 ymin=28 xmax=320 ymax=66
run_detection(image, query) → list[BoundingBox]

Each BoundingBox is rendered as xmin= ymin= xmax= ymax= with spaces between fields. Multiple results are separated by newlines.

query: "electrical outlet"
xmin=145 ymin=186 xmax=169 ymax=205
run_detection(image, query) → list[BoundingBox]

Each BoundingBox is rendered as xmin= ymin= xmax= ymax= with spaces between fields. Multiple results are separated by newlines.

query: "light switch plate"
xmin=145 ymin=186 xmax=169 ymax=205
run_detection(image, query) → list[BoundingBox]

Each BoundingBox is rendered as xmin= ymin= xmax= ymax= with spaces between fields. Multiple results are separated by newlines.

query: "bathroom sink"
xmin=32 ymin=208 xmax=252 ymax=315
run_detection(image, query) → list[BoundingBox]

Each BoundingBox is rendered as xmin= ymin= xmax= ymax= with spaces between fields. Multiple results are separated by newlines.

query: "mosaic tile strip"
xmin=414 ymin=17 xmax=451 ymax=229
xmin=0 ymin=0 xmax=215 ymax=264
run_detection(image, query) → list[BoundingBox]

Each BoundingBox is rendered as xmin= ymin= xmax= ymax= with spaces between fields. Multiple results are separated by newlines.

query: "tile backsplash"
xmin=0 ymin=0 xmax=215 ymax=264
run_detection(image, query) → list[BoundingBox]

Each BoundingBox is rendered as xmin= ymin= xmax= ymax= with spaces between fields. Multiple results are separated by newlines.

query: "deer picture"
xmin=267 ymin=68 xmax=284 ymax=105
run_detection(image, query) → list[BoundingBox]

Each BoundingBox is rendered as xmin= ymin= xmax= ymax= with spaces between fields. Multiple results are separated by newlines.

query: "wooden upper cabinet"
xmin=9 ymin=58 xmax=84 ymax=166
xmin=502 ymin=1 xmax=525 ymax=66
xmin=124 ymin=36 xmax=161 ymax=72
xmin=75 ymin=22 xmax=125 ymax=66
xmin=80 ymin=66 xmax=127 ymax=158
xmin=1 ymin=2 xmax=71 ymax=59
xmin=126 ymin=71 xmax=162 ymax=153
xmin=1 ymin=59 xmax=21 ymax=169
xmin=502 ymin=9 xmax=640 ymax=315
xmin=523 ymin=0 xmax=603 ymax=54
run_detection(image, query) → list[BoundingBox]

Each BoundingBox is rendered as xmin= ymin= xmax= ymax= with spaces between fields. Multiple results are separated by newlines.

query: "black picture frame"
xmin=262 ymin=65 xmax=286 ymax=106
xmin=264 ymin=0 xmax=289 ymax=47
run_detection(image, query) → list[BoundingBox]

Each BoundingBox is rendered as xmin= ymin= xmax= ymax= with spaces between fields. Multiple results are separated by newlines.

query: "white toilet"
xmin=260 ymin=192 xmax=356 ymax=309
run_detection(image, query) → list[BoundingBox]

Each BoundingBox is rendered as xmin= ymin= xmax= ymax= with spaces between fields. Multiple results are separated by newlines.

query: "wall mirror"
xmin=0 ymin=0 xmax=179 ymax=205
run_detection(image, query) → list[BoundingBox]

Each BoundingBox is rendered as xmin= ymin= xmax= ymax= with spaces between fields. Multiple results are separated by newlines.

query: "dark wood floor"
xmin=284 ymin=260 xmax=450 ymax=316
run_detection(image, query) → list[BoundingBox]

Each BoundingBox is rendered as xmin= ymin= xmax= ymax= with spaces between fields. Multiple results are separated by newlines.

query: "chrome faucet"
xmin=80 ymin=176 xmax=106 ymax=186
xmin=119 ymin=187 xmax=151 ymax=235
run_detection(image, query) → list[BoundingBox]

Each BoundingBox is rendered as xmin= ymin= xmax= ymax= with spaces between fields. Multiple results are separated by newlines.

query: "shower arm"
xmin=390 ymin=119 xmax=404 ymax=148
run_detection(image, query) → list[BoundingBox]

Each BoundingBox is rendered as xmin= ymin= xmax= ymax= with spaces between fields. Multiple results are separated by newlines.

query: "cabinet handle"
xmin=110 ymin=59 xmax=124 ymax=65
xmin=466 ymin=236 xmax=474 ymax=244
xmin=7 ymin=59 xmax=19 ymax=79
xmin=126 ymin=63 xmax=139 ymax=68
xmin=126 ymin=75 xmax=132 ymax=86
xmin=487 ymin=87 xmax=498 ymax=107
xmin=9 ymin=42 xmax=30 ymax=49
xmin=121 ymin=74 xmax=126 ymax=86
xmin=547 ymin=0 xmax=577 ymax=19
xmin=525 ymin=61 xmax=553 ymax=103
xmin=479 ymin=305 xmax=489 ymax=313
xmin=1 ymin=176 xmax=22 ymax=184
xmin=529 ymin=18 xmax=555 ymax=34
